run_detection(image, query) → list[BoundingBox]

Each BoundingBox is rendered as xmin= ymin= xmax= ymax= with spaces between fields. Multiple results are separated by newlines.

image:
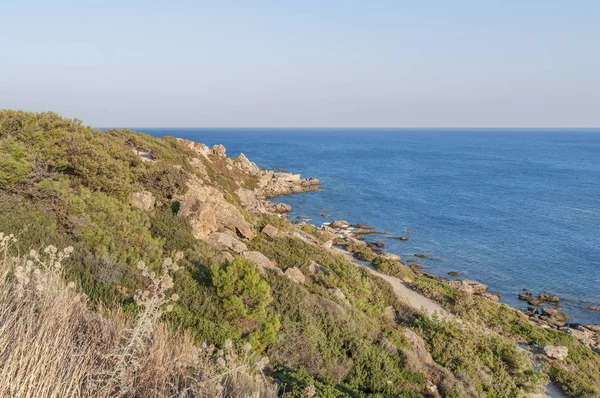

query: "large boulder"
xmin=204 ymin=232 xmax=247 ymax=254
xmin=447 ymin=279 xmax=488 ymax=295
xmin=130 ymin=191 xmax=155 ymax=211
xmin=178 ymin=177 xmax=255 ymax=240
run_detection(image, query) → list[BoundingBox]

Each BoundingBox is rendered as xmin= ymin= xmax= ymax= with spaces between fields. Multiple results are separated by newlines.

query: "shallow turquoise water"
xmin=143 ymin=128 xmax=600 ymax=324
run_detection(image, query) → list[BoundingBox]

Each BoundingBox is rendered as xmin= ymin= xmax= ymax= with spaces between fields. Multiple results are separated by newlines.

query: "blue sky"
xmin=1 ymin=1 xmax=599 ymax=127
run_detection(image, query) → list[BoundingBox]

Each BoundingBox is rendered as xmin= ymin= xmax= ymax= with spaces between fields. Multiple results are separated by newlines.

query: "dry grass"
xmin=0 ymin=232 xmax=277 ymax=397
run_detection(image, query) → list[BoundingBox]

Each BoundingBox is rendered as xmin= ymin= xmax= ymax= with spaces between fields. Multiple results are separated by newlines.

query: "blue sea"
xmin=142 ymin=128 xmax=600 ymax=324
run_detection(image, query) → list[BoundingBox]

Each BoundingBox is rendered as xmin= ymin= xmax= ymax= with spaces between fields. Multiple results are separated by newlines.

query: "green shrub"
xmin=371 ymin=257 xmax=415 ymax=282
xmin=211 ymin=257 xmax=280 ymax=350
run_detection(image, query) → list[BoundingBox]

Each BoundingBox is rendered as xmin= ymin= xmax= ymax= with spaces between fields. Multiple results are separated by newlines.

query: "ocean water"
xmin=143 ymin=128 xmax=600 ymax=324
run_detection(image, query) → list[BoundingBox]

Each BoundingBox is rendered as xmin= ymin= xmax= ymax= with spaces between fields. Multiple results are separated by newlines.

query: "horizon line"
xmin=98 ymin=126 xmax=600 ymax=130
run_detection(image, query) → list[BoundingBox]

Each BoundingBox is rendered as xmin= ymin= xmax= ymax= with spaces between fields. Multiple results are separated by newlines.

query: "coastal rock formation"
xmin=446 ymin=279 xmax=488 ymax=295
xmin=178 ymin=177 xmax=255 ymax=240
xmin=331 ymin=220 xmax=350 ymax=229
xmin=562 ymin=324 xmax=600 ymax=354
xmin=478 ymin=292 xmax=501 ymax=302
xmin=256 ymin=170 xmax=320 ymax=198
xmin=130 ymin=190 xmax=155 ymax=211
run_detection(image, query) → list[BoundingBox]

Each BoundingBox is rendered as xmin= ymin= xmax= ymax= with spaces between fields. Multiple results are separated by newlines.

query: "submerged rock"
xmin=539 ymin=293 xmax=560 ymax=303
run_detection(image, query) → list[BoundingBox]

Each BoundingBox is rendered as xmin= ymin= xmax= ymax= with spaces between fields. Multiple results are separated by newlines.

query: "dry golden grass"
xmin=0 ymin=232 xmax=277 ymax=398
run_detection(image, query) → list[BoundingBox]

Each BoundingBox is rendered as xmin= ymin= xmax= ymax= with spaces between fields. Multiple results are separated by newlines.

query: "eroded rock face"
xmin=204 ymin=232 xmax=247 ymax=254
xmin=211 ymin=144 xmax=226 ymax=156
xmin=176 ymin=138 xmax=211 ymax=157
xmin=256 ymin=170 xmax=320 ymax=198
xmin=285 ymin=267 xmax=305 ymax=283
xmin=446 ymin=279 xmax=488 ymax=295
xmin=130 ymin=191 xmax=155 ymax=211
xmin=235 ymin=153 xmax=260 ymax=175
xmin=178 ymin=177 xmax=255 ymax=240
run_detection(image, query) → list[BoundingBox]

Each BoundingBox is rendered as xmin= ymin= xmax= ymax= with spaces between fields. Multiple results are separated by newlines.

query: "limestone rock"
xmin=284 ymin=267 xmax=305 ymax=283
xmin=294 ymin=231 xmax=320 ymax=246
xmin=176 ymin=138 xmax=211 ymax=156
xmin=189 ymin=157 xmax=208 ymax=174
xmin=219 ymin=251 xmax=235 ymax=263
xmin=321 ymin=240 xmax=333 ymax=249
xmin=447 ymin=279 xmax=488 ymax=295
xmin=242 ymin=251 xmax=280 ymax=274
xmin=130 ymin=191 xmax=155 ymax=211
xmin=331 ymin=220 xmax=350 ymax=229
xmin=256 ymin=170 xmax=320 ymax=198
xmin=478 ymin=292 xmax=501 ymax=302
xmin=532 ymin=345 xmax=568 ymax=361
xmin=204 ymin=232 xmax=247 ymax=254
xmin=383 ymin=306 xmax=396 ymax=323
xmin=211 ymin=144 xmax=226 ymax=156
xmin=307 ymin=260 xmax=325 ymax=275
xmin=272 ymin=202 xmax=292 ymax=213
xmin=235 ymin=153 xmax=260 ymax=175
xmin=178 ymin=177 xmax=255 ymax=240
xmin=262 ymin=224 xmax=284 ymax=239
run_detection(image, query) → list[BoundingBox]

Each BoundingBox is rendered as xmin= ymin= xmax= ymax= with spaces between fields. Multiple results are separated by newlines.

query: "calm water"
xmin=142 ymin=128 xmax=600 ymax=324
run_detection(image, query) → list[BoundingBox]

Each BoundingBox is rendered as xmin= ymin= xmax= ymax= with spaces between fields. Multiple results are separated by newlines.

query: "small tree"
xmin=212 ymin=257 xmax=279 ymax=350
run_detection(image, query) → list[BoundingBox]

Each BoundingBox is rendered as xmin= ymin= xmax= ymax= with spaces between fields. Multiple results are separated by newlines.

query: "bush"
xmin=371 ymin=257 xmax=415 ymax=282
xmin=212 ymin=257 xmax=280 ymax=351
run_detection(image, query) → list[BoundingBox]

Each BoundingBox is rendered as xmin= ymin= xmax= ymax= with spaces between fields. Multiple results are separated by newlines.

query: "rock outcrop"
xmin=178 ymin=177 xmax=255 ymax=240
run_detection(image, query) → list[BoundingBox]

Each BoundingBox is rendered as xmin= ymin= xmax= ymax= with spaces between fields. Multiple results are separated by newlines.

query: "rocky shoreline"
xmin=305 ymin=219 xmax=600 ymax=357
xmin=132 ymin=138 xmax=600 ymax=358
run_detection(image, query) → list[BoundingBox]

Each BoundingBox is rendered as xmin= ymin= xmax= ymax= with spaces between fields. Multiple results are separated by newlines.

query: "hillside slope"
xmin=0 ymin=110 xmax=598 ymax=397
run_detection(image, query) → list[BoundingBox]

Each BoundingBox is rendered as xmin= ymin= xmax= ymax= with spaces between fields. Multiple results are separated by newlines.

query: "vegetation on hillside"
xmin=0 ymin=110 xmax=598 ymax=397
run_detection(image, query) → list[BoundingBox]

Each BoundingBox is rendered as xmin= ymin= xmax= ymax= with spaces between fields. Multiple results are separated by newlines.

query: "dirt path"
xmin=332 ymin=247 xmax=451 ymax=320
xmin=334 ymin=247 xmax=565 ymax=398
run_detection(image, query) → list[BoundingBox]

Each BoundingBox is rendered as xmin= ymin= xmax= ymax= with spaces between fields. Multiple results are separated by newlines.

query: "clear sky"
xmin=1 ymin=1 xmax=599 ymax=127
